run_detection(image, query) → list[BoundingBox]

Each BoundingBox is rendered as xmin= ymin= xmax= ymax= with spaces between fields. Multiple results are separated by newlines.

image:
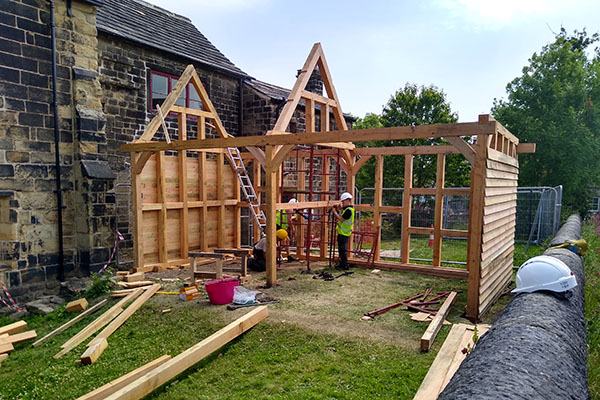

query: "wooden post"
xmin=217 ymin=153 xmax=225 ymax=248
xmin=157 ymin=152 xmax=168 ymax=263
xmin=296 ymin=155 xmax=305 ymax=258
xmin=320 ymin=155 xmax=330 ymax=258
xmin=265 ymin=146 xmax=278 ymax=287
xmin=252 ymin=160 xmax=262 ymax=244
xmin=465 ymin=118 xmax=491 ymax=320
xmin=234 ymin=161 xmax=241 ymax=248
xmin=131 ymin=153 xmax=144 ymax=270
xmin=346 ymin=157 xmax=356 ymax=256
xmin=373 ymin=154 xmax=383 ymax=261
xmin=198 ymin=116 xmax=208 ymax=251
xmin=401 ymin=155 xmax=413 ymax=264
xmin=178 ymin=113 xmax=189 ymax=259
xmin=433 ymin=154 xmax=446 ymax=266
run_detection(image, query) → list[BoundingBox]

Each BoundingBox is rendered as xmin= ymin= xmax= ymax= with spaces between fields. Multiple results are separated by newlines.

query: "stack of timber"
xmin=478 ymin=141 xmax=519 ymax=317
xmin=413 ymin=323 xmax=490 ymax=400
xmin=0 ymin=321 xmax=37 ymax=362
xmin=77 ymin=306 xmax=269 ymax=399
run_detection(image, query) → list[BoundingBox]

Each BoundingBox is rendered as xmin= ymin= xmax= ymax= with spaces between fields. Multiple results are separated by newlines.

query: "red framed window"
xmin=150 ymin=70 xmax=204 ymax=112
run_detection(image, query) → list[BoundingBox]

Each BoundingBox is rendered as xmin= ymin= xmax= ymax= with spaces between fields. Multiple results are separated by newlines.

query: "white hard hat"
xmin=512 ymin=255 xmax=577 ymax=294
xmin=340 ymin=192 xmax=352 ymax=201
xmin=288 ymin=198 xmax=298 ymax=203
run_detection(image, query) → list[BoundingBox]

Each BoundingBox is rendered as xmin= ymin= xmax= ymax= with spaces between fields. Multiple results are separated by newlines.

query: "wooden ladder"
xmin=227 ymin=147 xmax=266 ymax=232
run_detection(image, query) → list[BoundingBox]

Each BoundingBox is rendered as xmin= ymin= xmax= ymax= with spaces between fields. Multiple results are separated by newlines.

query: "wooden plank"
xmin=485 ymin=168 xmax=518 ymax=180
xmin=0 ymin=330 xmax=36 ymax=346
xmin=479 ymin=270 xmax=512 ymax=313
xmin=124 ymin=272 xmax=144 ymax=283
xmin=433 ymin=154 xmax=445 ymax=266
xmin=411 ymin=188 xmax=436 ymax=195
xmin=485 ymin=177 xmax=518 ymax=187
xmin=157 ymin=152 xmax=168 ymax=263
xmin=119 ymin=281 xmax=154 ymax=289
xmin=480 ymin=245 xmax=513 ymax=278
xmin=0 ymin=341 xmax=14 ymax=354
xmin=33 ymin=299 xmax=108 ymax=347
xmin=80 ymin=338 xmax=108 ymax=365
xmin=481 ymin=240 xmax=514 ymax=266
xmin=413 ymin=323 xmax=469 ymax=400
xmin=482 ymin=205 xmax=516 ymax=225
xmin=488 ymin=147 xmax=519 ymax=167
xmin=120 ymin=122 xmax=495 ymax=153
xmin=486 ymin=159 xmax=519 ymax=174
xmin=401 ymin=155 xmax=413 ymax=263
xmin=271 ymin=200 xmax=339 ymax=211
xmin=441 ymin=324 xmax=491 ymax=390
xmin=0 ymin=321 xmax=27 ymax=336
xmin=132 ymin=154 xmax=145 ymax=270
xmin=76 ymin=355 xmax=172 ymax=400
xmin=104 ymin=306 xmax=269 ymax=400
xmin=484 ymin=193 xmax=517 ymax=206
xmin=55 ymin=289 xmax=144 ymax=359
xmin=88 ymin=284 xmax=161 ymax=350
xmin=420 ymin=292 xmax=457 ymax=351
xmin=0 ymin=353 xmax=7 ymax=365
xmin=483 ymin=200 xmax=517 ymax=216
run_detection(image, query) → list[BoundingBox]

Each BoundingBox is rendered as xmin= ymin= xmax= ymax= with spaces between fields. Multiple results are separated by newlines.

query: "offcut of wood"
xmin=0 ymin=330 xmax=37 ymax=346
xmin=0 ymin=320 xmax=27 ymax=336
xmin=123 ymin=272 xmax=144 ymax=283
xmin=0 ymin=353 xmax=7 ymax=366
xmin=81 ymin=338 xmax=108 ymax=365
xmin=76 ymin=355 xmax=171 ymax=400
xmin=116 ymin=271 xmax=129 ymax=276
xmin=120 ymin=281 xmax=154 ymax=289
xmin=66 ymin=298 xmax=89 ymax=313
xmin=104 ymin=306 xmax=269 ymax=399
xmin=0 ymin=341 xmax=14 ymax=354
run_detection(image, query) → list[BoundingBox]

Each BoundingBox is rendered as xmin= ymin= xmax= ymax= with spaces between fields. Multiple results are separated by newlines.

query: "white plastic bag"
xmin=233 ymin=286 xmax=259 ymax=305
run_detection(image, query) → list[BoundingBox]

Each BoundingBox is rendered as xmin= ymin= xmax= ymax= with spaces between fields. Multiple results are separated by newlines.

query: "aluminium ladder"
xmin=227 ymin=147 xmax=266 ymax=232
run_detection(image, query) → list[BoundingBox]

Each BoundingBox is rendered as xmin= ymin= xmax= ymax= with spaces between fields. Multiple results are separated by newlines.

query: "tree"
xmin=353 ymin=84 xmax=469 ymax=192
xmin=492 ymin=28 xmax=600 ymax=213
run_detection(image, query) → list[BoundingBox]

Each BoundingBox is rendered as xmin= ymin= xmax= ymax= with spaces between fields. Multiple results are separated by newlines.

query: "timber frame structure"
xmin=121 ymin=43 xmax=535 ymax=321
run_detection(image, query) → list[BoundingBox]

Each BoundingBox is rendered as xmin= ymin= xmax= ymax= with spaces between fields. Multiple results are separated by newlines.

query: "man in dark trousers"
xmin=330 ymin=192 xmax=355 ymax=271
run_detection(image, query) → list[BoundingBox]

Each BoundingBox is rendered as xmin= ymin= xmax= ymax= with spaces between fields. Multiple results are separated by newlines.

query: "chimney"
xmin=297 ymin=67 xmax=323 ymax=96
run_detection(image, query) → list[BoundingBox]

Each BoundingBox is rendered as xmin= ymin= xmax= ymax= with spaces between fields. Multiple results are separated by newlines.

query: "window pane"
xmin=172 ymin=78 xmax=186 ymax=107
xmin=151 ymin=73 xmax=168 ymax=110
xmin=188 ymin=83 xmax=203 ymax=110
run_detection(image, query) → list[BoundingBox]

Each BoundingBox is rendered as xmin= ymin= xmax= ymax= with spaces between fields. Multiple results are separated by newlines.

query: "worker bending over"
xmin=331 ymin=192 xmax=355 ymax=271
xmin=276 ymin=198 xmax=298 ymax=262
xmin=247 ymin=229 xmax=288 ymax=272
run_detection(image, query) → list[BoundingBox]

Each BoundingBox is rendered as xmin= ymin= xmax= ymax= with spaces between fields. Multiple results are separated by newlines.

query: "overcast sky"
xmin=145 ymin=0 xmax=600 ymax=122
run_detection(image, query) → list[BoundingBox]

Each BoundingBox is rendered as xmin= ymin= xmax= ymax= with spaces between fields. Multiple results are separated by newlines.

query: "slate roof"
xmin=96 ymin=0 xmax=248 ymax=78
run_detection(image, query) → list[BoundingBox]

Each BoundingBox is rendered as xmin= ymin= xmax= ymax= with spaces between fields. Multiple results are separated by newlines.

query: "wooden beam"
xmin=217 ymin=153 xmax=225 ymax=248
xmin=87 ymin=285 xmax=161 ymax=349
xmin=0 ymin=341 xmax=14 ymax=354
xmin=136 ymin=65 xmax=196 ymax=142
xmin=517 ymin=143 xmax=536 ymax=153
xmin=444 ymin=136 xmax=475 ymax=165
xmin=0 ymin=353 xmax=7 ymax=365
xmin=55 ymin=288 xmax=143 ymax=359
xmin=33 ymin=299 xmax=108 ymax=347
xmin=301 ymin=90 xmax=338 ymax=108
xmin=157 ymin=152 xmax=168 ymax=264
xmin=0 ymin=330 xmax=37 ymax=345
xmin=104 ymin=306 xmax=269 ymax=400
xmin=353 ymin=145 xmax=460 ymax=156
xmin=401 ymin=155 xmax=413 ymax=263
xmin=178 ymin=122 xmax=189 ymax=261
xmin=373 ymin=155 xmax=383 ymax=261
xmin=198 ymin=133 xmax=208 ymax=251
xmin=81 ymin=338 xmax=108 ymax=365
xmin=413 ymin=323 xmax=469 ymax=400
xmin=433 ymin=154 xmax=446 ymax=266
xmin=265 ymin=146 xmax=277 ymax=287
xmin=465 ymin=132 xmax=490 ymax=321
xmin=246 ymin=147 xmax=266 ymax=166
xmin=76 ymin=355 xmax=171 ymax=400
xmin=121 ymin=122 xmax=494 ymax=153
xmin=0 ymin=321 xmax=27 ymax=336
xmin=420 ymin=291 xmax=457 ymax=351
xmin=131 ymin=153 xmax=144 ymax=270
xmin=349 ymin=258 xmax=469 ymax=279
xmin=352 ymin=155 xmax=372 ymax=175
xmin=133 ymin=152 xmax=154 ymax=175
xmin=271 ymin=200 xmax=340 ymax=211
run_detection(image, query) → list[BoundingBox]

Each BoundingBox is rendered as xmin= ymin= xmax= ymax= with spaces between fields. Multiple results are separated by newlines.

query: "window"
xmin=150 ymin=70 xmax=204 ymax=112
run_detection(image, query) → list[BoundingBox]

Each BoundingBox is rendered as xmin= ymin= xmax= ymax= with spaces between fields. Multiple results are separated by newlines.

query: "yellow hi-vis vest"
xmin=276 ymin=210 xmax=288 ymax=230
xmin=336 ymin=206 xmax=355 ymax=237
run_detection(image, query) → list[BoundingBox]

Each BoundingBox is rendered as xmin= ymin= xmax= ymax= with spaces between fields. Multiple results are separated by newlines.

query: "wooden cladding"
xmin=137 ymin=152 xmax=238 ymax=270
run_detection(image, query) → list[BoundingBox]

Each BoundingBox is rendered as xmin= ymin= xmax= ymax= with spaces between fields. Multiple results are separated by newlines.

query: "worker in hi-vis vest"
xmin=330 ymin=192 xmax=354 ymax=271
xmin=275 ymin=198 xmax=298 ymax=262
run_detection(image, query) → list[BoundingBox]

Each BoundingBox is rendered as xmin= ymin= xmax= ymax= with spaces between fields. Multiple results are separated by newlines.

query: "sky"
xmin=144 ymin=0 xmax=600 ymax=122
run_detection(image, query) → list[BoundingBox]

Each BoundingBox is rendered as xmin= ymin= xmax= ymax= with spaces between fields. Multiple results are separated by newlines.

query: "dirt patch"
xmin=138 ymin=258 xmax=474 ymax=350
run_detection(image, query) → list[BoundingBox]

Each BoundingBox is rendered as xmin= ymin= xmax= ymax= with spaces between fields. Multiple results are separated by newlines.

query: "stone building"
xmin=0 ymin=0 xmax=351 ymax=303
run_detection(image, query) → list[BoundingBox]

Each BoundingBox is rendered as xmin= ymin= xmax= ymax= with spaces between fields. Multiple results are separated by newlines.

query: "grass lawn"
xmin=583 ymin=218 xmax=600 ymax=400
xmin=0 ymin=238 xmax=543 ymax=400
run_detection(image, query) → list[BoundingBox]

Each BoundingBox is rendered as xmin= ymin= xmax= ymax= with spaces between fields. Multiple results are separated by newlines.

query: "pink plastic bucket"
xmin=204 ymin=277 xmax=239 ymax=305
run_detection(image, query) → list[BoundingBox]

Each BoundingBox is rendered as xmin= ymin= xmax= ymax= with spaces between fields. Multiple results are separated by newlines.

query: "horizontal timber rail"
xmin=121 ymin=122 xmax=495 ymax=153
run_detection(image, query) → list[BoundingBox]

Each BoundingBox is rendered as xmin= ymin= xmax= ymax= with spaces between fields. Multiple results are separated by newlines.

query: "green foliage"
xmin=492 ymin=28 xmax=600 ymax=214
xmin=353 ymin=84 xmax=470 ymax=190
xmin=83 ymin=268 xmax=116 ymax=299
